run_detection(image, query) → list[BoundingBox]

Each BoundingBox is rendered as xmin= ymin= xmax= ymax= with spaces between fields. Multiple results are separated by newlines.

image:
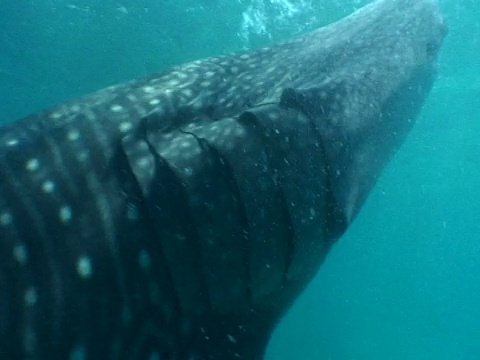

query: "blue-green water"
xmin=1 ymin=0 xmax=479 ymax=359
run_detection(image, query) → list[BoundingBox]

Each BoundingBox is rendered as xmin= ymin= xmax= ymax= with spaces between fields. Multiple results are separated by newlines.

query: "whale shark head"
xmin=280 ymin=0 xmax=447 ymax=226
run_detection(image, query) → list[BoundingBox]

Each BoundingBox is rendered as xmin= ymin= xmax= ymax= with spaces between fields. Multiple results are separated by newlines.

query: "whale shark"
xmin=0 ymin=0 xmax=446 ymax=359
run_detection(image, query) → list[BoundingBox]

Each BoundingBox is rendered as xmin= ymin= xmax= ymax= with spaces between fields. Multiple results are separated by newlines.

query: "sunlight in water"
xmin=239 ymin=0 xmax=313 ymax=44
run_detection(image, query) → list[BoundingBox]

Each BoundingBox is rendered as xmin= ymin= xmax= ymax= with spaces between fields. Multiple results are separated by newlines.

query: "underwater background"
xmin=0 ymin=0 xmax=478 ymax=359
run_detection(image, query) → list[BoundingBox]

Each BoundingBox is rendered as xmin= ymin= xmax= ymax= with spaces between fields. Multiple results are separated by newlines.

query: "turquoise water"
xmin=1 ymin=0 xmax=479 ymax=359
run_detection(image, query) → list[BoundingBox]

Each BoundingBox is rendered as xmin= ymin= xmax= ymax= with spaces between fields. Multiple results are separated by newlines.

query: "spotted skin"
xmin=0 ymin=0 xmax=446 ymax=359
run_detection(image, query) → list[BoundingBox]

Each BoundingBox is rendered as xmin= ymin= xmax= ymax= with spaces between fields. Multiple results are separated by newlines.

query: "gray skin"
xmin=0 ymin=0 xmax=446 ymax=359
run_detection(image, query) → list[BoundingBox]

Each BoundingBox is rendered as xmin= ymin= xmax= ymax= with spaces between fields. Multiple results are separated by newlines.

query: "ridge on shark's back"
xmin=0 ymin=0 xmax=446 ymax=359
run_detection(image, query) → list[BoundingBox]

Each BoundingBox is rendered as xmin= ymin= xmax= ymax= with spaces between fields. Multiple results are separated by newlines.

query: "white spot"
xmin=269 ymin=112 xmax=280 ymax=121
xmin=149 ymin=98 xmax=160 ymax=106
xmin=159 ymin=144 xmax=174 ymax=157
xmin=59 ymin=206 xmax=72 ymax=223
xmin=231 ymin=66 xmax=239 ymax=73
xmin=138 ymin=249 xmax=151 ymax=271
xmin=50 ymin=112 xmax=62 ymax=120
xmin=84 ymin=110 xmax=97 ymax=121
xmin=26 ymin=158 xmax=40 ymax=171
xmin=200 ymin=81 xmax=211 ymax=88
xmin=168 ymin=79 xmax=180 ymax=86
xmin=119 ymin=122 xmax=133 ymax=133
xmin=6 ymin=138 xmax=18 ymax=146
xmin=142 ymin=86 xmax=156 ymax=94
xmin=180 ymin=141 xmax=191 ymax=149
xmin=67 ymin=129 xmax=80 ymax=141
xmin=135 ymin=141 xmax=149 ymax=152
xmin=70 ymin=104 xmax=80 ymax=112
xmin=13 ymin=244 xmax=28 ymax=265
xmin=0 ymin=212 xmax=12 ymax=226
xmin=76 ymin=256 xmax=93 ymax=279
xmin=110 ymin=104 xmax=124 ymax=112
xmin=205 ymin=71 xmax=215 ymax=77
xmin=190 ymin=98 xmax=205 ymax=110
xmin=117 ymin=5 xmax=128 ymax=14
xmin=24 ymin=287 xmax=38 ymax=306
xmin=235 ymin=127 xmax=246 ymax=137
xmin=239 ymin=54 xmax=250 ymax=60
xmin=126 ymin=203 xmax=139 ymax=220
xmin=183 ymin=167 xmax=193 ymax=176
xmin=137 ymin=157 xmax=151 ymax=169
xmin=176 ymin=71 xmax=188 ymax=79
xmin=127 ymin=94 xmax=137 ymax=102
xmin=227 ymin=334 xmax=237 ymax=344
xmin=181 ymin=89 xmax=193 ymax=97
xmin=41 ymin=180 xmax=55 ymax=193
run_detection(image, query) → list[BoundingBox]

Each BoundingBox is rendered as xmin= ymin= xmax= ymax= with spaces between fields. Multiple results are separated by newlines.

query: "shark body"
xmin=0 ymin=0 xmax=446 ymax=359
